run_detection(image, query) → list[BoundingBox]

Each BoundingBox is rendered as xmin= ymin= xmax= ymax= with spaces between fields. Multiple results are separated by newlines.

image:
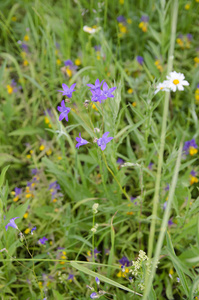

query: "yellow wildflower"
xmin=75 ymin=58 xmax=81 ymax=66
xmin=190 ymin=175 xmax=198 ymax=185
xmin=119 ymin=0 xmax=124 ymax=4
xmin=23 ymin=60 xmax=28 ymax=66
xmin=66 ymin=68 xmax=72 ymax=77
xmin=127 ymin=18 xmax=132 ymax=24
xmin=11 ymin=16 xmax=17 ymax=22
xmin=24 ymin=34 xmax=29 ymax=41
xmin=39 ymin=144 xmax=45 ymax=151
xmin=13 ymin=196 xmax=19 ymax=202
xmin=128 ymin=88 xmax=133 ymax=94
xmin=6 ymin=85 xmax=13 ymax=94
xmin=56 ymin=59 xmax=61 ymax=65
xmin=23 ymin=212 xmax=29 ymax=219
xmin=132 ymin=102 xmax=136 ymax=107
xmin=189 ymin=147 xmax=198 ymax=156
xmin=46 ymin=149 xmax=52 ymax=156
xmin=25 ymin=228 xmax=30 ymax=234
xmin=185 ymin=3 xmax=190 ymax=10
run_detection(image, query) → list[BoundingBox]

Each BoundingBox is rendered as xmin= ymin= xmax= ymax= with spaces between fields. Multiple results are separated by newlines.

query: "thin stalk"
xmin=147 ymin=0 xmax=178 ymax=261
xmin=143 ymin=0 xmax=179 ymax=297
xmin=143 ymin=141 xmax=183 ymax=298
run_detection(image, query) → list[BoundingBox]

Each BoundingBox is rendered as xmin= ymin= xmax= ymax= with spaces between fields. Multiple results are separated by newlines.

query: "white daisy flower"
xmin=83 ymin=26 xmax=96 ymax=34
xmin=165 ymin=71 xmax=189 ymax=92
xmin=154 ymin=81 xmax=170 ymax=95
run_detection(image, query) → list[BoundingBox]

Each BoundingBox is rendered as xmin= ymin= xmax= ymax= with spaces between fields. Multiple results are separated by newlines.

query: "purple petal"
xmin=102 ymin=132 xmax=110 ymax=138
xmin=57 ymin=106 xmax=63 ymax=112
xmin=62 ymin=83 xmax=68 ymax=90
xmin=101 ymin=144 xmax=107 ymax=151
xmin=59 ymin=113 xmax=65 ymax=121
xmin=61 ymin=100 xmax=65 ymax=107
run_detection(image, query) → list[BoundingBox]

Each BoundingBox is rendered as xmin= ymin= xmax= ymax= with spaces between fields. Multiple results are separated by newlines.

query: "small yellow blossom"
xmin=194 ymin=57 xmax=199 ymax=67
xmin=57 ymin=156 xmax=62 ymax=160
xmin=195 ymin=88 xmax=199 ymax=102
xmin=61 ymin=255 xmax=66 ymax=259
xmin=139 ymin=22 xmax=147 ymax=32
xmin=38 ymin=281 xmax=43 ymax=287
xmin=25 ymin=228 xmax=30 ymax=234
xmin=127 ymin=18 xmax=132 ymax=24
xmin=23 ymin=212 xmax=29 ymax=219
xmin=39 ymin=144 xmax=45 ymax=151
xmin=66 ymin=68 xmax=72 ymax=77
xmin=23 ymin=60 xmax=28 ymax=66
xmin=26 ymin=154 xmax=31 ymax=159
xmin=45 ymin=116 xmax=50 ymax=124
xmin=11 ymin=16 xmax=17 ymax=22
xmin=11 ymin=191 xmax=15 ymax=195
xmin=46 ymin=149 xmax=52 ymax=156
xmin=6 ymin=85 xmax=13 ymax=94
xmin=30 ymin=150 xmax=33 ymax=154
xmin=119 ymin=0 xmax=124 ymax=4
xmin=87 ymin=250 xmax=91 ymax=257
xmin=26 ymin=193 xmax=32 ymax=198
xmin=63 ymin=251 xmax=66 ymax=255
xmin=185 ymin=3 xmax=190 ymax=10
xmin=53 ymin=198 xmax=57 ymax=203
xmin=96 ymin=51 xmax=101 ymax=60
xmin=24 ymin=34 xmax=29 ymax=41
xmin=56 ymin=59 xmax=61 ymax=65
xmin=127 ymin=88 xmax=133 ymax=94
xmin=13 ymin=196 xmax=19 ymax=202
xmin=117 ymin=268 xmax=129 ymax=277
xmin=189 ymin=147 xmax=198 ymax=156
xmin=190 ymin=175 xmax=198 ymax=185
xmin=75 ymin=58 xmax=81 ymax=66
xmin=21 ymin=52 xmax=26 ymax=59
xmin=132 ymin=102 xmax=136 ymax=107
xmin=49 ymin=241 xmax=53 ymax=245
xmin=169 ymin=268 xmax=174 ymax=276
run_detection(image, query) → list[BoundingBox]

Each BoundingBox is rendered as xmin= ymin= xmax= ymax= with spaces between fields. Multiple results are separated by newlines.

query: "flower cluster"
xmin=57 ymin=80 xmax=115 ymax=151
xmin=195 ymin=84 xmax=199 ymax=103
xmin=155 ymin=71 xmax=189 ymax=94
xmin=183 ymin=139 xmax=198 ymax=156
xmin=176 ymin=34 xmax=192 ymax=49
xmin=139 ymin=15 xmax=149 ymax=32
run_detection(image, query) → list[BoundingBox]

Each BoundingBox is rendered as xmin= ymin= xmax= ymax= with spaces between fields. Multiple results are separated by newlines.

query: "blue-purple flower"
xmin=97 ymin=132 xmax=113 ymax=150
xmin=90 ymin=89 xmax=106 ymax=103
xmin=58 ymin=83 xmax=76 ymax=98
xmin=57 ymin=100 xmax=71 ymax=121
xmin=95 ymin=277 xmax=100 ymax=285
xmin=67 ymin=273 xmax=75 ymax=281
xmin=87 ymin=79 xmax=104 ymax=91
xmin=31 ymin=226 xmax=36 ymax=235
xmin=117 ymin=15 xmax=126 ymax=23
xmin=76 ymin=133 xmax=89 ymax=149
xmin=90 ymin=292 xmax=99 ymax=299
xmin=118 ymin=256 xmax=130 ymax=267
xmin=5 ymin=217 xmax=19 ymax=231
xmin=101 ymin=82 xmax=117 ymax=99
xmin=136 ymin=56 xmax=144 ymax=65
xmin=38 ymin=237 xmax=48 ymax=245
xmin=183 ymin=139 xmax=198 ymax=155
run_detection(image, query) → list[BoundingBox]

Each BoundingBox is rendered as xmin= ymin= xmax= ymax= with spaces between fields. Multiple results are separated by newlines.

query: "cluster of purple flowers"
xmin=57 ymin=80 xmax=115 ymax=151
xmin=49 ymin=181 xmax=63 ymax=201
xmin=87 ymin=79 xmax=116 ymax=103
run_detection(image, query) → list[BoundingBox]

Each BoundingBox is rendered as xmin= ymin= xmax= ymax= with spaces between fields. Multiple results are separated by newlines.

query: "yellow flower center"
xmin=173 ymin=79 xmax=179 ymax=85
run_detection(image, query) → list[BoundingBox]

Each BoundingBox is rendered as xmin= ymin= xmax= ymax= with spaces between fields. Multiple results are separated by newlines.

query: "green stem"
xmin=143 ymin=0 xmax=179 ymax=297
xmin=143 ymin=141 xmax=183 ymax=299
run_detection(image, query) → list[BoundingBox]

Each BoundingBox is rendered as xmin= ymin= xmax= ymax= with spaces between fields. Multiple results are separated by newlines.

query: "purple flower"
xmin=136 ymin=56 xmax=144 ymax=65
xmin=58 ymin=83 xmax=76 ymax=98
xmin=76 ymin=133 xmax=89 ymax=149
xmin=187 ymin=33 xmax=192 ymax=41
xmin=57 ymin=100 xmax=71 ymax=121
xmin=148 ymin=162 xmax=154 ymax=170
xmin=190 ymin=170 xmax=197 ymax=176
xmin=101 ymin=82 xmax=116 ymax=99
xmin=5 ymin=217 xmax=19 ymax=231
xmin=183 ymin=139 xmax=198 ymax=155
xmin=95 ymin=277 xmax=100 ymax=285
xmin=64 ymin=59 xmax=73 ymax=66
xmin=31 ymin=226 xmax=36 ymax=235
xmin=38 ymin=237 xmax=48 ymax=245
xmin=119 ymin=256 xmax=130 ymax=267
xmin=15 ymin=187 xmax=22 ymax=196
xmin=90 ymin=293 xmax=99 ymax=299
xmin=94 ymin=45 xmax=101 ymax=51
xmin=197 ymin=83 xmax=199 ymax=89
xmin=97 ymin=132 xmax=113 ymax=150
xmin=31 ymin=168 xmax=38 ymax=175
xmin=130 ymin=197 xmax=137 ymax=205
xmin=163 ymin=201 xmax=167 ymax=210
xmin=87 ymin=79 xmax=104 ymax=91
xmin=21 ymin=43 xmax=29 ymax=53
xmin=90 ymin=89 xmax=106 ymax=103
xmin=94 ymin=248 xmax=101 ymax=258
xmin=117 ymin=15 xmax=126 ymax=23
xmin=117 ymin=158 xmax=124 ymax=165
xmin=141 ymin=15 xmax=149 ymax=22
xmin=67 ymin=273 xmax=74 ymax=281
xmin=168 ymin=219 xmax=174 ymax=226
xmin=165 ymin=184 xmax=170 ymax=191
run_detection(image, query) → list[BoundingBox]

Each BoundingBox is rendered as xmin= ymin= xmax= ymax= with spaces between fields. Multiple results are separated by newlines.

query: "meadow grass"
xmin=1 ymin=0 xmax=199 ymax=299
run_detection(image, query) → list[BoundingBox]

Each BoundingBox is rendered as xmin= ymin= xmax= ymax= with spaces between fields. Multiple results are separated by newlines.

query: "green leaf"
xmin=70 ymin=261 xmax=142 ymax=296
xmin=0 ymin=165 xmax=10 ymax=189
xmin=52 ymin=289 xmax=65 ymax=300
xmin=9 ymin=126 xmax=44 ymax=136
